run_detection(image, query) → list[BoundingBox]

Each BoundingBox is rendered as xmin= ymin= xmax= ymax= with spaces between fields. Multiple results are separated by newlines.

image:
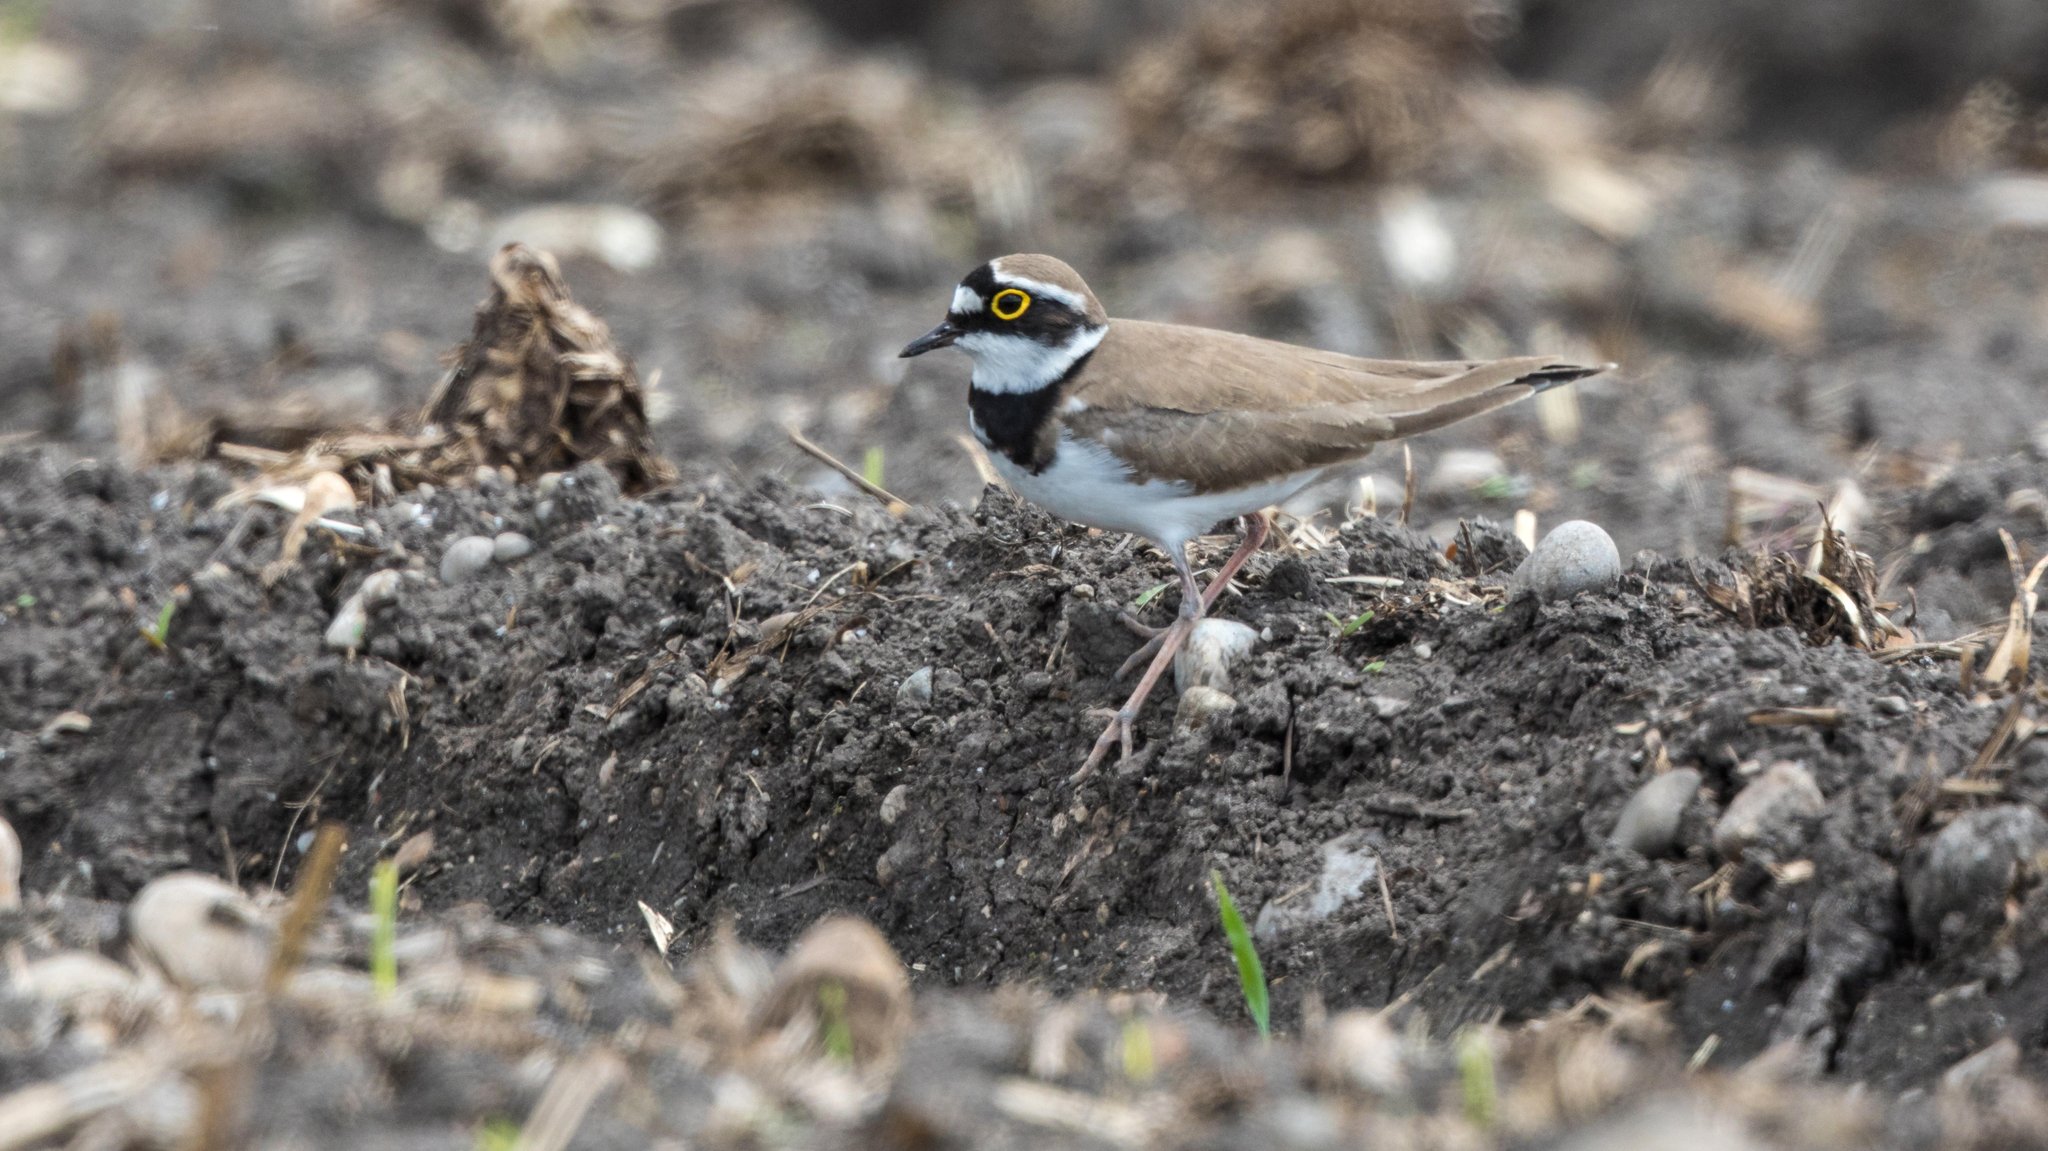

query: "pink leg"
xmin=1115 ymin=513 xmax=1272 ymax=678
xmin=1075 ymin=514 xmax=1271 ymax=782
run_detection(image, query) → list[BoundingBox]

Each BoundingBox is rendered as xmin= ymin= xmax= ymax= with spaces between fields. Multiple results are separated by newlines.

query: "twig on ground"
xmin=787 ymin=426 xmax=909 ymax=515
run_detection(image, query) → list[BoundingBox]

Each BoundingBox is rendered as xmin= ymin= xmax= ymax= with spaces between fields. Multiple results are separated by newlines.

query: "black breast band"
xmin=967 ymin=348 xmax=1096 ymax=475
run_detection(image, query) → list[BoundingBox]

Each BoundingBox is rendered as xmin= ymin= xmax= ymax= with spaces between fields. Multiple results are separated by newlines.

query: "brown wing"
xmin=1064 ymin=319 xmax=1607 ymax=492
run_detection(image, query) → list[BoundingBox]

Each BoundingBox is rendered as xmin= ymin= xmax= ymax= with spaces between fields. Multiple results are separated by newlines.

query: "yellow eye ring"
xmin=991 ymin=288 xmax=1031 ymax=321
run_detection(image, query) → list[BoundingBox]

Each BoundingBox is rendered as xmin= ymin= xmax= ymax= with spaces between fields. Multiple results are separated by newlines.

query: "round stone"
xmin=1513 ymin=520 xmax=1621 ymax=603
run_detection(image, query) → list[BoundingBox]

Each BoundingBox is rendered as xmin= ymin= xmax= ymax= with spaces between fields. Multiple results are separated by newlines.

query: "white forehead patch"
xmin=951 ymin=285 xmax=984 ymax=315
xmin=990 ymin=273 xmax=1087 ymax=314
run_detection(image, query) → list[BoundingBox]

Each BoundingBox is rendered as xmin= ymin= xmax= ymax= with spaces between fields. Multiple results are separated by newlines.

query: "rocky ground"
xmin=2 ymin=436 xmax=2047 ymax=1145
xmin=5 ymin=0 xmax=2048 ymax=1146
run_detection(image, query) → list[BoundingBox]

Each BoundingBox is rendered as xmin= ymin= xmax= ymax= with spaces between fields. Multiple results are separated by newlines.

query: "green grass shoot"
xmin=1364 ymin=659 xmax=1387 ymax=673
xmin=1324 ymin=609 xmax=1374 ymax=637
xmin=0 ymin=0 xmax=45 ymax=48
xmin=1120 ymin=1017 xmax=1156 ymax=1083
xmin=140 ymin=598 xmax=176 ymax=650
xmin=473 ymin=1117 xmax=519 ymax=1151
xmin=1457 ymin=1028 xmax=1497 ymax=1128
xmin=13 ymin=593 xmax=34 ymax=609
xmin=818 ymin=979 xmax=855 ymax=1064
xmin=862 ymin=446 xmax=886 ymax=490
xmin=1475 ymin=474 xmax=1516 ymax=501
xmin=1133 ymin=581 xmax=1172 ymax=609
xmin=371 ymin=858 xmax=399 ymax=997
xmin=1209 ymin=869 xmax=1269 ymax=1039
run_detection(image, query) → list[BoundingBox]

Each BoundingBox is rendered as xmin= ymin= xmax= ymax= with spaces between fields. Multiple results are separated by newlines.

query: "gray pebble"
xmin=1611 ymin=768 xmax=1701 ymax=858
xmin=357 ymin=570 xmax=403 ymax=609
xmin=1906 ymin=805 xmax=2048 ymax=946
xmin=1175 ymin=684 xmax=1238 ymax=727
xmin=1713 ymin=762 xmax=1825 ymax=862
xmin=897 ymin=666 xmax=933 ymax=710
xmin=439 ymin=536 xmax=498 ymax=584
xmin=324 ymin=597 xmax=369 ymax=651
xmin=1174 ymin=618 xmax=1258 ymax=696
xmin=493 ymin=532 xmax=536 ymax=563
xmin=880 ymin=785 xmax=910 ymax=826
xmin=1513 ymin=520 xmax=1621 ymax=603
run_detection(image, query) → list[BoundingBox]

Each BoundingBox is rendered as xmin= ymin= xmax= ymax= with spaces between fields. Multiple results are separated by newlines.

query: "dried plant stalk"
xmin=421 ymin=243 xmax=675 ymax=494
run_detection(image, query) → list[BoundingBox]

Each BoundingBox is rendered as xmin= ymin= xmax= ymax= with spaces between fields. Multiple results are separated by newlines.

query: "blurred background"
xmin=4 ymin=0 xmax=2048 ymax=567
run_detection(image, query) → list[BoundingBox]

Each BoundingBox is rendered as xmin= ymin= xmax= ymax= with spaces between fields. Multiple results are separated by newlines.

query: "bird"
xmin=900 ymin=253 xmax=1611 ymax=779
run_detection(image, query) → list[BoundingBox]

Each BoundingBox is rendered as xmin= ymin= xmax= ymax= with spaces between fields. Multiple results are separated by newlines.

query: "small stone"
xmin=1321 ymin=1010 xmax=1408 ymax=1097
xmin=22 ymin=951 xmax=136 ymax=1009
xmin=493 ymin=532 xmax=535 ymax=563
xmin=1174 ymin=618 xmax=1259 ymax=696
xmin=535 ymin=499 xmax=557 ymax=525
xmin=1874 ymin=695 xmax=1910 ymax=716
xmin=127 ymin=873 xmax=272 ymax=991
xmin=1943 ymin=1037 xmax=2020 ymax=1093
xmin=357 ymin=570 xmax=403 ymax=609
xmin=1610 ymin=768 xmax=1702 ymax=858
xmin=880 ymin=785 xmax=911 ymax=826
xmin=1906 ymin=805 xmax=2048 ymax=946
xmin=440 ymin=536 xmax=498 ymax=584
xmin=1713 ymin=762 xmax=1825 ymax=862
xmin=897 ymin=666 xmax=933 ymax=710
xmin=1368 ymin=695 xmax=1410 ymax=719
xmin=760 ymin=612 xmax=800 ymax=644
xmin=324 ymin=596 xmax=369 ymax=651
xmin=1513 ymin=520 xmax=1621 ymax=603
xmin=1175 ymin=684 xmax=1238 ymax=727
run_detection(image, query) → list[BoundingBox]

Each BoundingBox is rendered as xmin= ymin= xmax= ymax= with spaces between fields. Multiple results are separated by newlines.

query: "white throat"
xmin=961 ymin=324 xmax=1107 ymax=395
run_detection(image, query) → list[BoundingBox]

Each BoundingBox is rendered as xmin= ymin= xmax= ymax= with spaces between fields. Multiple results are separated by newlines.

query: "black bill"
xmin=899 ymin=320 xmax=961 ymax=358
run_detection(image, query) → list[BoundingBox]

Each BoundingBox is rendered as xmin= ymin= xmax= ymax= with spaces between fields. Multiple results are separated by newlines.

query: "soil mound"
xmin=4 ymin=444 xmax=2045 ymax=1093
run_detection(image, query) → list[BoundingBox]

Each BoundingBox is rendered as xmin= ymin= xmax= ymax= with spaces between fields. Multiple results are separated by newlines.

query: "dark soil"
xmin=4 ymin=441 xmax=2045 ymax=1098
xmin=9 ymin=0 xmax=2048 ymax=1140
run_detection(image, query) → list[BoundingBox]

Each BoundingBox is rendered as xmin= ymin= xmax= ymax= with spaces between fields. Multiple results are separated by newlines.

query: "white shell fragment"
xmin=126 ymin=873 xmax=273 ymax=992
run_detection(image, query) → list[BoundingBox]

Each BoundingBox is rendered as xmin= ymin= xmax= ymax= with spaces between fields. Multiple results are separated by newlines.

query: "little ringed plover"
xmin=901 ymin=253 xmax=1611 ymax=778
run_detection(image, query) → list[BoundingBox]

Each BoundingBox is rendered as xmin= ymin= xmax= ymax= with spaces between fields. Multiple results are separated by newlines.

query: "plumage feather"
xmin=1062 ymin=319 xmax=1606 ymax=493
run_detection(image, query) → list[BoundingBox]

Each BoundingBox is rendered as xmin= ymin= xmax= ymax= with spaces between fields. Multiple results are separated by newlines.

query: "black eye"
xmin=991 ymin=289 xmax=1031 ymax=321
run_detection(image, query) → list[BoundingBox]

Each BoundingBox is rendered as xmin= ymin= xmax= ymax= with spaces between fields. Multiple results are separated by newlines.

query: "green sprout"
xmin=862 ymin=447 xmax=886 ymax=490
xmin=13 ymin=593 xmax=34 ymax=609
xmin=818 ymin=980 xmax=855 ymax=1064
xmin=1475 ymin=474 xmax=1516 ymax=502
xmin=1209 ymin=869 xmax=1269 ymax=1039
xmin=140 ymin=598 xmax=177 ymax=650
xmin=0 ymin=1 xmax=45 ymax=47
xmin=1132 ymin=581 xmax=1172 ymax=609
xmin=1364 ymin=660 xmax=1387 ymax=673
xmin=1324 ymin=610 xmax=1375 ymax=637
xmin=1458 ymin=1028 xmax=1497 ymax=1129
xmin=1121 ymin=1017 xmax=1156 ymax=1084
xmin=370 ymin=859 xmax=399 ymax=997
xmin=474 ymin=1117 xmax=520 ymax=1151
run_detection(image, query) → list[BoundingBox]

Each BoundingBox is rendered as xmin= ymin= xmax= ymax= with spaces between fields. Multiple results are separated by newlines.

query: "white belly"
xmin=988 ymin=431 xmax=1317 ymax=551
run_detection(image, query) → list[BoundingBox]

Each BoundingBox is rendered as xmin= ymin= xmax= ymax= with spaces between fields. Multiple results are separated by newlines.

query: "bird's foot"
xmin=1070 ymin=616 xmax=1193 ymax=785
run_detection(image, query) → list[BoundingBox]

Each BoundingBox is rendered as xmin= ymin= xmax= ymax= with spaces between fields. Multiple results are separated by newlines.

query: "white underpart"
xmin=986 ymin=431 xmax=1320 ymax=554
xmin=951 ymin=285 xmax=984 ymax=314
xmin=986 ymin=267 xmax=1090 ymax=314
xmin=960 ymin=324 xmax=1107 ymax=396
